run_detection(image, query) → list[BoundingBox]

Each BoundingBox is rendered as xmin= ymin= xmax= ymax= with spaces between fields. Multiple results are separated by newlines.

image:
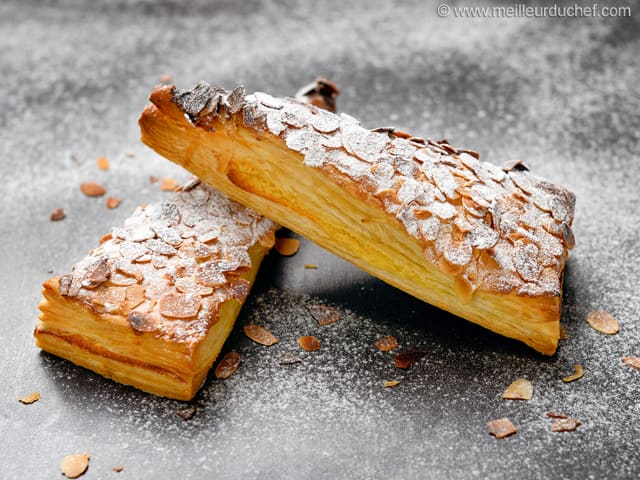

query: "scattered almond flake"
xmin=176 ymin=406 xmax=197 ymax=421
xmin=562 ymin=364 xmax=584 ymax=383
xmin=278 ymin=351 xmax=302 ymax=365
xmin=621 ymin=356 xmax=640 ymax=371
xmin=160 ymin=176 xmax=179 ymax=191
xmin=149 ymin=175 xmax=159 ymax=184
xmin=113 ymin=466 xmax=124 ymax=473
xmin=50 ymin=208 xmax=66 ymax=221
xmin=106 ymin=197 xmax=121 ymax=209
xmin=60 ymin=453 xmax=90 ymax=479
xmin=96 ymin=156 xmax=110 ymax=170
xmin=487 ymin=418 xmax=517 ymax=439
xmin=546 ymin=412 xmax=568 ymax=419
xmin=80 ymin=182 xmax=106 ymax=197
xmin=394 ymin=350 xmax=427 ymax=369
xmin=18 ymin=391 xmax=40 ymax=404
xmin=559 ymin=324 xmax=569 ymax=340
xmin=383 ymin=380 xmax=401 ymax=388
xmin=304 ymin=263 xmax=318 ymax=269
xmin=375 ymin=336 xmax=399 ymax=352
xmin=158 ymin=292 xmax=201 ymax=319
xmin=159 ymin=74 xmax=173 ymax=83
xmin=502 ymin=378 xmax=533 ymax=400
xmin=551 ymin=417 xmax=581 ymax=432
xmin=298 ymin=335 xmax=321 ymax=351
xmin=125 ymin=150 xmax=135 ymax=157
xmin=307 ymin=303 xmax=341 ymax=326
xmin=244 ymin=324 xmax=278 ymax=346
xmin=214 ymin=351 xmax=241 ymax=379
xmin=274 ymin=237 xmax=300 ymax=256
xmin=586 ymin=310 xmax=619 ymax=335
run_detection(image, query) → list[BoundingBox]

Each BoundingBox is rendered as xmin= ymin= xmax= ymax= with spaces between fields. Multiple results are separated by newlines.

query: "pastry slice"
xmin=35 ymin=181 xmax=277 ymax=400
xmin=139 ymin=82 xmax=576 ymax=355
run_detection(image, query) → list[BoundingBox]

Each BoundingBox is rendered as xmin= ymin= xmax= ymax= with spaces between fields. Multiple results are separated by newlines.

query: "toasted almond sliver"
xmin=160 ymin=176 xmax=179 ymax=191
xmin=298 ymin=335 xmax=321 ymax=352
xmin=176 ymin=406 xmax=197 ymax=421
xmin=307 ymin=303 xmax=341 ymax=326
xmin=60 ymin=453 xmax=90 ymax=479
xmin=275 ymin=237 xmax=300 ymax=256
xmin=304 ymin=263 xmax=318 ymax=269
xmin=96 ymin=156 xmax=110 ymax=170
xmin=113 ymin=466 xmax=124 ymax=473
xmin=383 ymin=380 xmax=401 ymax=388
xmin=19 ymin=391 xmax=41 ymax=404
xmin=50 ymin=208 xmax=66 ymax=221
xmin=279 ymin=351 xmax=303 ymax=365
xmin=244 ymin=324 xmax=278 ymax=346
xmin=375 ymin=336 xmax=399 ymax=352
xmin=586 ymin=310 xmax=619 ymax=334
xmin=215 ymin=351 xmax=241 ymax=379
xmin=622 ymin=356 xmax=640 ymax=371
xmin=546 ymin=411 xmax=568 ymax=419
xmin=551 ymin=417 xmax=581 ymax=432
xmin=562 ymin=364 xmax=584 ymax=383
xmin=488 ymin=418 xmax=517 ymax=439
xmin=80 ymin=182 xmax=106 ymax=197
xmin=502 ymin=378 xmax=533 ymax=400
xmin=394 ymin=350 xmax=427 ymax=369
xmin=106 ymin=197 xmax=121 ymax=209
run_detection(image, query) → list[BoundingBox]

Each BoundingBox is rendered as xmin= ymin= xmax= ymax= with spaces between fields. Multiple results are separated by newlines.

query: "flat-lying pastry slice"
xmin=35 ymin=181 xmax=277 ymax=400
xmin=139 ymin=83 xmax=575 ymax=355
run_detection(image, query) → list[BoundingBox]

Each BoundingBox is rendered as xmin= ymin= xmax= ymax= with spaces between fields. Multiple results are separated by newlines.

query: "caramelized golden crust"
xmin=139 ymin=83 xmax=576 ymax=354
xmin=35 ymin=182 xmax=277 ymax=400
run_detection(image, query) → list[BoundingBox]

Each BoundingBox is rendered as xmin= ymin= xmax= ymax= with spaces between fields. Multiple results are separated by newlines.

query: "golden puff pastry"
xmin=139 ymin=82 xmax=576 ymax=355
xmin=35 ymin=180 xmax=277 ymax=400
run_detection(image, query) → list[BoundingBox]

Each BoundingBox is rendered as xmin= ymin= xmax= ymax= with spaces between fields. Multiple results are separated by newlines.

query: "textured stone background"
xmin=1 ymin=0 xmax=639 ymax=478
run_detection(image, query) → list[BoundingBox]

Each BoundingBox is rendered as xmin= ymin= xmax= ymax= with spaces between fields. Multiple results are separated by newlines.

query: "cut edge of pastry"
xmin=138 ymin=83 xmax=575 ymax=355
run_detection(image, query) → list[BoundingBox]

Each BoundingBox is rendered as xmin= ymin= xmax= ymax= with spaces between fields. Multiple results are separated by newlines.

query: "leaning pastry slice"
xmin=139 ymin=82 xmax=576 ymax=355
xmin=35 ymin=180 xmax=277 ymax=400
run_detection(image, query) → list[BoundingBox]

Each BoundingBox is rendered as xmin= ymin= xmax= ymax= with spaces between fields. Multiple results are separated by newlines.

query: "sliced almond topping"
xmin=160 ymin=176 xmax=179 ymax=191
xmin=19 ymin=391 xmax=40 ymax=404
xmin=214 ymin=351 xmax=241 ymax=379
xmin=176 ymin=406 xmax=197 ymax=421
xmin=307 ymin=303 xmax=341 ymax=326
xmin=50 ymin=208 xmax=66 ymax=221
xmin=106 ymin=197 xmax=121 ymax=209
xmin=125 ymin=284 xmax=146 ymax=310
xmin=551 ymin=417 xmax=581 ymax=432
xmin=502 ymin=378 xmax=533 ymax=400
xmin=298 ymin=335 xmax=321 ymax=352
xmin=488 ymin=418 xmax=517 ymax=439
xmin=622 ymin=356 xmax=640 ymax=371
xmin=394 ymin=350 xmax=427 ymax=369
xmin=304 ymin=263 xmax=318 ymax=269
xmin=562 ymin=364 xmax=584 ymax=383
xmin=375 ymin=336 xmax=399 ymax=352
xmin=96 ymin=156 xmax=110 ymax=170
xmin=244 ymin=324 xmax=278 ymax=346
xmin=586 ymin=310 xmax=619 ymax=334
xmin=383 ymin=380 xmax=401 ymax=388
xmin=275 ymin=237 xmax=300 ymax=256
xmin=158 ymin=292 xmax=201 ymax=319
xmin=80 ymin=182 xmax=106 ymax=197
xmin=60 ymin=453 xmax=90 ymax=479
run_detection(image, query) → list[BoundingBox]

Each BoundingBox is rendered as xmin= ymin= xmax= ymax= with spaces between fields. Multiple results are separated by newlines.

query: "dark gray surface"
xmin=1 ymin=0 xmax=639 ymax=478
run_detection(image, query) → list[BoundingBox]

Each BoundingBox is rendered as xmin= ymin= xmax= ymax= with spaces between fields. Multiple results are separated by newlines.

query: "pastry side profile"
xmin=35 ymin=181 xmax=277 ymax=400
xmin=139 ymin=82 xmax=575 ymax=355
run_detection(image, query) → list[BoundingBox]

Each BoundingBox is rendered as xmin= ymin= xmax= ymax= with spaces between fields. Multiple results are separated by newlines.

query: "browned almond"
xmin=394 ymin=350 xmax=427 ymax=369
xmin=383 ymin=380 xmax=401 ymax=388
xmin=80 ymin=182 xmax=106 ymax=197
xmin=96 ymin=156 xmax=110 ymax=170
xmin=298 ymin=335 xmax=321 ymax=352
xmin=60 ymin=453 xmax=90 ymax=478
xmin=488 ymin=418 xmax=517 ymax=439
xmin=562 ymin=364 xmax=584 ymax=383
xmin=551 ymin=417 xmax=581 ymax=432
xmin=50 ymin=208 xmax=66 ymax=221
xmin=106 ymin=197 xmax=121 ymax=209
xmin=502 ymin=378 xmax=533 ymax=400
xmin=307 ymin=303 xmax=341 ymax=326
xmin=375 ymin=336 xmax=399 ymax=352
xmin=622 ymin=356 xmax=640 ymax=371
xmin=113 ymin=466 xmax=124 ymax=473
xmin=244 ymin=324 xmax=278 ymax=346
xmin=160 ymin=176 xmax=179 ymax=191
xmin=215 ymin=351 xmax=241 ymax=379
xmin=176 ymin=406 xmax=197 ymax=421
xmin=586 ymin=310 xmax=619 ymax=334
xmin=19 ymin=391 xmax=40 ymax=404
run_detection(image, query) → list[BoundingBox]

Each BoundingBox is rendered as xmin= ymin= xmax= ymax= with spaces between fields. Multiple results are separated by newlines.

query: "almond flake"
xmin=80 ymin=182 xmax=106 ymax=197
xmin=488 ymin=418 xmax=517 ymax=439
xmin=160 ymin=176 xmax=179 ymax=191
xmin=60 ymin=453 xmax=90 ymax=479
xmin=113 ymin=466 xmax=124 ymax=473
xmin=546 ymin=412 xmax=568 ymax=419
xmin=307 ymin=303 xmax=341 ymax=326
xmin=106 ymin=197 xmax=121 ymax=209
xmin=394 ymin=350 xmax=427 ymax=369
xmin=383 ymin=380 xmax=401 ymax=388
xmin=176 ymin=406 xmax=197 ymax=421
xmin=50 ymin=208 xmax=66 ymax=221
xmin=159 ymin=74 xmax=173 ymax=83
xmin=158 ymin=292 xmax=201 ymax=319
xmin=214 ymin=351 xmax=241 ymax=379
xmin=502 ymin=378 xmax=533 ymax=400
xmin=96 ymin=156 xmax=110 ymax=170
xmin=375 ymin=336 xmax=399 ymax=352
xmin=19 ymin=391 xmax=40 ymax=404
xmin=551 ymin=417 xmax=581 ymax=432
xmin=586 ymin=310 xmax=619 ymax=334
xmin=622 ymin=356 xmax=640 ymax=371
xmin=304 ymin=263 xmax=318 ymax=269
xmin=559 ymin=325 xmax=569 ymax=340
xmin=275 ymin=237 xmax=300 ymax=256
xmin=562 ymin=364 xmax=584 ymax=383
xmin=298 ymin=335 xmax=321 ymax=351
xmin=244 ymin=324 xmax=278 ymax=346
xmin=279 ymin=351 xmax=303 ymax=365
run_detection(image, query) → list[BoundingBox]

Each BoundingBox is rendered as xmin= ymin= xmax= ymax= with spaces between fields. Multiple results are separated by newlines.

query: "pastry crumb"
xmin=112 ymin=465 xmax=124 ymax=473
xmin=298 ymin=335 xmax=321 ymax=352
xmin=304 ymin=263 xmax=318 ymax=269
